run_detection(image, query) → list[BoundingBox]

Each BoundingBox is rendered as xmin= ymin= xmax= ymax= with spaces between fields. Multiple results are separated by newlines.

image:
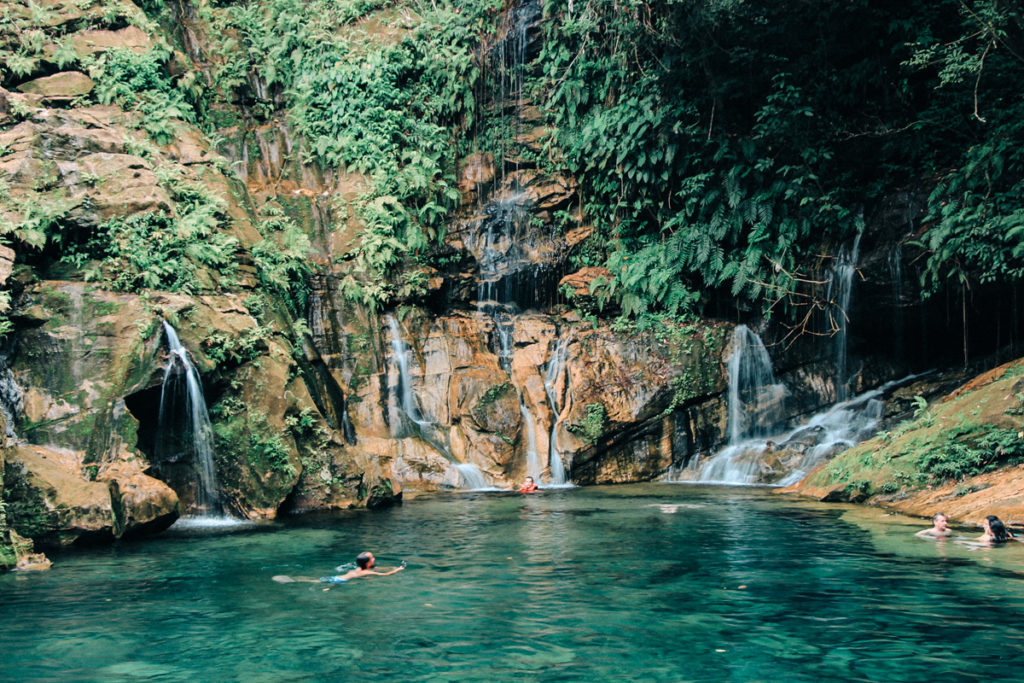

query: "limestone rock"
xmin=559 ymin=267 xmax=613 ymax=313
xmin=14 ymin=553 xmax=52 ymax=571
xmin=0 ymin=245 xmax=14 ymax=287
xmin=16 ymin=72 xmax=94 ymax=100
xmin=99 ymin=458 xmax=179 ymax=536
xmin=71 ymin=26 xmax=152 ymax=56
xmin=3 ymin=445 xmax=118 ymax=546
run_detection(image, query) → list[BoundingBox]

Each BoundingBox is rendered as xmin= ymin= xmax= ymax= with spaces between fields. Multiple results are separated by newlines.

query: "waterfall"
xmin=158 ymin=321 xmax=223 ymax=517
xmin=828 ymin=231 xmax=862 ymax=401
xmin=489 ymin=0 xmax=539 ymax=183
xmin=455 ymin=463 xmax=495 ymax=491
xmin=520 ymin=401 xmax=540 ymax=480
xmin=888 ymin=245 xmax=905 ymax=363
xmin=683 ymin=374 xmax=920 ymax=486
xmin=544 ymin=333 xmax=571 ymax=485
xmin=385 ymin=315 xmax=431 ymax=434
xmin=493 ymin=312 xmax=516 ymax=371
xmin=385 ymin=315 xmax=491 ymax=489
xmin=726 ymin=325 xmax=787 ymax=444
xmin=0 ymin=355 xmax=23 ymax=440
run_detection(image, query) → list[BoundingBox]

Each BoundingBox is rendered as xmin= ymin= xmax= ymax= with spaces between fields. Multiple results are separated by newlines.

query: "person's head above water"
xmin=932 ymin=513 xmax=948 ymax=530
xmin=525 ymin=477 xmax=534 ymax=485
xmin=985 ymin=515 xmax=1010 ymax=542
xmin=356 ymin=551 xmax=376 ymax=569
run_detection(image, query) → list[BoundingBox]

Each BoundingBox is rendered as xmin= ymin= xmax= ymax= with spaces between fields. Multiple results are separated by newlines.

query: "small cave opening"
xmin=123 ymin=379 xmax=202 ymax=511
xmin=124 ymin=384 xmax=162 ymax=463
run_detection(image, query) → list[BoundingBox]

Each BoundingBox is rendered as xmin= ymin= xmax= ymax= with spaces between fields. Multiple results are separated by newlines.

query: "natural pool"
xmin=3 ymin=484 xmax=1024 ymax=681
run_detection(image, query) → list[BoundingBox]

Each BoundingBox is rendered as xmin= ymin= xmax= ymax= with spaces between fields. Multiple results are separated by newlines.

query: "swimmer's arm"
xmin=915 ymin=529 xmax=932 ymax=538
xmin=369 ymin=565 xmax=405 ymax=576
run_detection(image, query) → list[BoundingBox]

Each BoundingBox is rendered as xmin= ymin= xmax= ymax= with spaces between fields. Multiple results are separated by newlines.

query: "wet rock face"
xmin=333 ymin=309 xmax=731 ymax=491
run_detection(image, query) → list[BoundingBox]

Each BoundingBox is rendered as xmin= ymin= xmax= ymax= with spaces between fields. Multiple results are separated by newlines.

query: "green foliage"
xmin=66 ymin=208 xmax=238 ymax=293
xmin=0 ymin=290 xmax=13 ymax=339
xmin=89 ymin=46 xmax=196 ymax=145
xmin=202 ymin=0 xmax=498 ymax=308
xmin=537 ymin=0 xmax=1024 ymax=324
xmin=0 ymin=193 xmax=74 ymax=250
xmin=912 ymin=396 xmax=935 ymax=427
xmin=538 ymin=0 xmax=869 ymax=319
xmin=477 ymin=381 xmax=511 ymax=407
xmin=212 ymin=401 xmax=297 ymax=479
xmin=61 ymin=175 xmax=239 ymax=292
xmin=903 ymin=2 xmax=1024 ymax=296
xmin=252 ymin=203 xmax=314 ymax=316
xmin=202 ymin=325 xmax=270 ymax=366
xmin=567 ymin=402 xmax=607 ymax=445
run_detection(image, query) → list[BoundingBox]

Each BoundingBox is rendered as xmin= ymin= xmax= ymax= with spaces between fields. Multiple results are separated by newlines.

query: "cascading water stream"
xmin=678 ymin=324 xmax=920 ymax=486
xmin=691 ymin=326 xmax=787 ymax=483
xmin=0 ymin=355 xmax=24 ymax=440
xmin=544 ymin=333 xmax=571 ymax=485
xmin=888 ymin=244 xmax=906 ymax=363
xmin=726 ymin=325 xmax=787 ymax=444
xmin=385 ymin=315 xmax=432 ymax=434
xmin=520 ymin=401 xmax=540 ymax=480
xmin=385 ymin=315 xmax=489 ymax=489
xmin=454 ymin=463 xmax=495 ymax=491
xmin=686 ymin=372 xmax=921 ymax=486
xmin=829 ymin=231 xmax=862 ymax=402
xmin=158 ymin=321 xmax=223 ymax=518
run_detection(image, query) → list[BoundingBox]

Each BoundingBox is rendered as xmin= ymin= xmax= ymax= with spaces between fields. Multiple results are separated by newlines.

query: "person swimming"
xmin=915 ymin=513 xmax=952 ymax=539
xmin=519 ymin=476 xmax=538 ymax=493
xmin=320 ymin=552 xmax=406 ymax=583
xmin=273 ymin=551 xmax=406 ymax=584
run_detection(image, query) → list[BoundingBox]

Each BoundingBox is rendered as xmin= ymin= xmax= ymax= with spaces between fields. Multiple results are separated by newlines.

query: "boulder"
xmin=99 ymin=458 xmax=179 ymax=536
xmin=3 ymin=445 xmax=118 ymax=546
xmin=70 ymin=26 xmax=152 ymax=56
xmin=16 ymin=72 xmax=94 ymax=100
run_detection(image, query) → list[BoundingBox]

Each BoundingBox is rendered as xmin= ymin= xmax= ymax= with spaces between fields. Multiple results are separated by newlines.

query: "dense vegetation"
xmin=3 ymin=0 xmax=1021 ymax=343
xmin=534 ymin=0 xmax=1024 ymax=329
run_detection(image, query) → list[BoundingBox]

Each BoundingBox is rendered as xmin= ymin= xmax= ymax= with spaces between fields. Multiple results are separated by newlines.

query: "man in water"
xmin=519 ymin=476 xmax=538 ymax=493
xmin=325 ymin=552 xmax=406 ymax=582
xmin=916 ymin=513 xmax=952 ymax=539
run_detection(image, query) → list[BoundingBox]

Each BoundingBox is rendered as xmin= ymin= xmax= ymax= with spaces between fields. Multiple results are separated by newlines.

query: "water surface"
xmin=3 ymin=485 xmax=1024 ymax=681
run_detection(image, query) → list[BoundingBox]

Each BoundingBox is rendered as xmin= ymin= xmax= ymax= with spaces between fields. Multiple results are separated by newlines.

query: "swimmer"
xmin=915 ymin=513 xmax=952 ymax=539
xmin=273 ymin=551 xmax=405 ymax=584
xmin=977 ymin=515 xmax=1014 ymax=544
xmin=519 ymin=476 xmax=538 ymax=493
xmin=323 ymin=552 xmax=405 ymax=582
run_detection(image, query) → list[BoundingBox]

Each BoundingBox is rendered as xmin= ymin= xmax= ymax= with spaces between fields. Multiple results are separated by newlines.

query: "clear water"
xmin=4 ymin=485 xmax=1024 ymax=681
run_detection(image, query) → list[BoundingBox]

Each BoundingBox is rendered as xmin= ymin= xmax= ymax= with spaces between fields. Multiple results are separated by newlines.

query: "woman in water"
xmin=977 ymin=515 xmax=1014 ymax=544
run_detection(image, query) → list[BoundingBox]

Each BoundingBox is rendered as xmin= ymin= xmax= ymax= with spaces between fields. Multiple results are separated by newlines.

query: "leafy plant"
xmin=567 ymin=402 xmax=607 ymax=445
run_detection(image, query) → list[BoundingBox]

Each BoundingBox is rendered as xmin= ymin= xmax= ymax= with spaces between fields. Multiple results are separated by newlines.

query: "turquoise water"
xmin=3 ymin=484 xmax=1024 ymax=681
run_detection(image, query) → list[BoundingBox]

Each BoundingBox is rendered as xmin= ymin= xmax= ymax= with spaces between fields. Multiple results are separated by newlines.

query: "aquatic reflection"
xmin=3 ymin=485 xmax=1024 ymax=680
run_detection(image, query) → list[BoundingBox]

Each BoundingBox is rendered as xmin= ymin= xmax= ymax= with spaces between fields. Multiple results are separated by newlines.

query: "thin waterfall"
xmin=520 ymin=401 xmax=540 ymax=479
xmin=828 ymin=231 xmax=862 ymax=401
xmin=455 ymin=463 xmax=492 ymax=490
xmin=888 ymin=244 xmax=905 ymax=363
xmin=726 ymin=325 xmax=787 ymax=444
xmin=385 ymin=315 xmax=488 ymax=489
xmin=493 ymin=312 xmax=515 ymax=371
xmin=385 ymin=315 xmax=431 ymax=434
xmin=159 ymin=321 xmax=222 ymax=517
xmin=0 ymin=355 xmax=23 ymax=440
xmin=544 ymin=333 xmax=571 ymax=485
